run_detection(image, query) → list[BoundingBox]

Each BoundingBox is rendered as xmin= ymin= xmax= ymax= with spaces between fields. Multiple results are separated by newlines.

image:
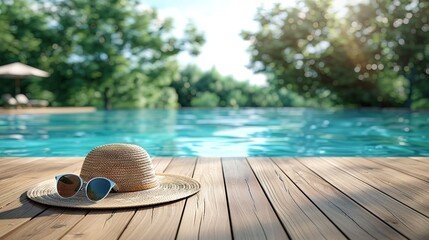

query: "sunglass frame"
xmin=55 ymin=174 xmax=117 ymax=202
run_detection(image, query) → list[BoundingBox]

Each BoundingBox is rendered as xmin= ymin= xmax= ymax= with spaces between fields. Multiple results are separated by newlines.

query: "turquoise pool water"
xmin=1 ymin=108 xmax=428 ymax=157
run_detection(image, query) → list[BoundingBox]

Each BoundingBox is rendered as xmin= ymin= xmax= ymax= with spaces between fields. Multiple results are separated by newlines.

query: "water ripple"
xmin=1 ymin=108 xmax=429 ymax=157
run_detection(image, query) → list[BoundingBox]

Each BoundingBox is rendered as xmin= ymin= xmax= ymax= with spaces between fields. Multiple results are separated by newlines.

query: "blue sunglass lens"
xmin=86 ymin=178 xmax=112 ymax=201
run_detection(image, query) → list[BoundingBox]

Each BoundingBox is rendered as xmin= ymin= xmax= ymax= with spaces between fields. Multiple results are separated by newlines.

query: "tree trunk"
xmin=103 ymin=87 xmax=112 ymax=110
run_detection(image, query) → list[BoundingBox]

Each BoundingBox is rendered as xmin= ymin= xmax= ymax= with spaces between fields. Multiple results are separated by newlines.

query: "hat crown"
xmin=80 ymin=144 xmax=159 ymax=192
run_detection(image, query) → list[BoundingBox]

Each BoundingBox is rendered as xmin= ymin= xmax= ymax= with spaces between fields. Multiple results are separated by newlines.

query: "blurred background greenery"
xmin=0 ymin=0 xmax=428 ymax=109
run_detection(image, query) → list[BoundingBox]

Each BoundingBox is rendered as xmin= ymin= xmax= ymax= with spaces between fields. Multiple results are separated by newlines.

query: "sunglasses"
xmin=55 ymin=174 xmax=118 ymax=202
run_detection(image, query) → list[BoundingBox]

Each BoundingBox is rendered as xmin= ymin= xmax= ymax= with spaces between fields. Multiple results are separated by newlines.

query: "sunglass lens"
xmin=86 ymin=178 xmax=112 ymax=201
xmin=57 ymin=174 xmax=81 ymax=198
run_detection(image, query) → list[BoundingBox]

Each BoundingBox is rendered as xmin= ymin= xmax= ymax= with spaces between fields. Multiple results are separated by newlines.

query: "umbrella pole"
xmin=15 ymin=78 xmax=20 ymax=95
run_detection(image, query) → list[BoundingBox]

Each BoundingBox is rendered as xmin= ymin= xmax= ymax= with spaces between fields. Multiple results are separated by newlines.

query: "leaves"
xmin=0 ymin=0 xmax=204 ymax=109
xmin=243 ymin=0 xmax=429 ymax=108
xmin=172 ymin=65 xmax=312 ymax=108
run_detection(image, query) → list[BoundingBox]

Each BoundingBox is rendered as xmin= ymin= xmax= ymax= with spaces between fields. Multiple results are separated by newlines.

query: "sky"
xmin=142 ymin=0 xmax=348 ymax=85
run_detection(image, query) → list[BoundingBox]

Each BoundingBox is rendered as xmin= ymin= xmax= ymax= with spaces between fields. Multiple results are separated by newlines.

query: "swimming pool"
xmin=1 ymin=108 xmax=428 ymax=157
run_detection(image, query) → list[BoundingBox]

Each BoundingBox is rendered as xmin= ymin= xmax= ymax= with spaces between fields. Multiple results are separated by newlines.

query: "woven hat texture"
xmin=81 ymin=144 xmax=159 ymax=192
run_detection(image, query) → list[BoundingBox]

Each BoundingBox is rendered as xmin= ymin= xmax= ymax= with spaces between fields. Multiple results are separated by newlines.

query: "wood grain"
xmin=0 ymin=158 xmax=163 ymax=239
xmin=61 ymin=157 xmax=169 ymax=240
xmin=152 ymin=157 xmax=174 ymax=174
xmin=408 ymin=157 xmax=429 ymax=165
xmin=271 ymin=157 xmax=405 ymax=239
xmin=61 ymin=210 xmax=135 ymax=240
xmin=325 ymin=157 xmax=429 ymax=217
xmin=301 ymin=157 xmax=429 ymax=239
xmin=0 ymin=158 xmax=83 ymax=238
xmin=119 ymin=157 xmax=197 ymax=240
xmin=247 ymin=157 xmax=345 ymax=239
xmin=0 ymin=157 xmax=48 ymax=180
xmin=0 ymin=198 xmax=46 ymax=238
xmin=0 ymin=157 xmax=26 ymax=170
xmin=1 ymin=208 xmax=87 ymax=240
xmin=0 ymin=157 xmax=428 ymax=239
xmin=0 ymin=157 xmax=82 ymax=185
xmin=177 ymin=157 xmax=231 ymax=240
xmin=368 ymin=157 xmax=429 ymax=183
xmin=222 ymin=157 xmax=288 ymax=240
xmin=0 ymin=158 xmax=82 ymax=208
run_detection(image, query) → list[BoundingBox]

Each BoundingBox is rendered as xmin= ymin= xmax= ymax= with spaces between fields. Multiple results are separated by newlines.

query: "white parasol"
xmin=0 ymin=62 xmax=50 ymax=94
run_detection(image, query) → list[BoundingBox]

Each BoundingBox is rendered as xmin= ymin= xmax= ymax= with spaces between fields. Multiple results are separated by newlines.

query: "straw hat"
xmin=27 ymin=144 xmax=200 ymax=209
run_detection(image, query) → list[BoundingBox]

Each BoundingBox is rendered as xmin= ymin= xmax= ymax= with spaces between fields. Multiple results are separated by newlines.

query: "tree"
xmin=191 ymin=92 xmax=220 ymax=107
xmin=172 ymin=65 xmax=309 ymax=108
xmin=242 ymin=0 xmax=426 ymax=107
xmin=346 ymin=0 xmax=429 ymax=108
xmin=39 ymin=0 xmax=204 ymax=109
xmin=0 ymin=0 xmax=205 ymax=109
xmin=171 ymin=64 xmax=203 ymax=107
xmin=0 ymin=0 xmax=58 ymax=98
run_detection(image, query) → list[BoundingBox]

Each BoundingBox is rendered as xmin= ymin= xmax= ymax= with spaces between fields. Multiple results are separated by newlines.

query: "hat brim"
xmin=27 ymin=174 xmax=200 ymax=209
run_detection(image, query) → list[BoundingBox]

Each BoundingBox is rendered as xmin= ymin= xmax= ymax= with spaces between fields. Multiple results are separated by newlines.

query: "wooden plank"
xmin=152 ymin=157 xmax=174 ymax=174
xmin=0 ymin=107 xmax=96 ymax=115
xmin=0 ymin=157 xmax=48 ymax=180
xmin=0 ymin=157 xmax=33 ymax=165
xmin=0 ymin=159 xmax=84 ymax=237
xmin=247 ymin=157 xmax=345 ymax=239
xmin=60 ymin=210 xmax=135 ymax=240
xmin=0 ymin=159 xmax=157 ymax=239
xmin=0 ymin=158 xmax=83 ymax=188
xmin=0 ymin=156 xmax=427 ymax=239
xmin=299 ymin=157 xmax=429 ymax=239
xmin=222 ymin=157 xmax=288 ymax=240
xmin=324 ymin=157 xmax=429 ymax=217
xmin=119 ymin=157 xmax=197 ymax=240
xmin=0 ymin=158 xmax=167 ymax=239
xmin=0 ymin=157 xmax=24 ymax=170
xmin=368 ymin=157 xmax=429 ymax=183
xmin=0 ymin=198 xmax=46 ymax=238
xmin=0 ymin=157 xmax=20 ymax=163
xmin=0 ymin=157 xmax=82 ymax=185
xmin=1 ymin=208 xmax=87 ymax=240
xmin=0 ymin=158 xmax=82 ymax=209
xmin=0 ymin=158 xmax=83 ymax=208
xmin=270 ymin=157 xmax=406 ymax=239
xmin=61 ymin=157 xmax=170 ymax=240
xmin=177 ymin=157 xmax=232 ymax=240
xmin=408 ymin=157 xmax=429 ymax=165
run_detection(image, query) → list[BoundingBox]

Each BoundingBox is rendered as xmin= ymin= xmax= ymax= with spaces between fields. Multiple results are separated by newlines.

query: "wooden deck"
xmin=0 ymin=107 xmax=96 ymax=115
xmin=0 ymin=157 xmax=428 ymax=239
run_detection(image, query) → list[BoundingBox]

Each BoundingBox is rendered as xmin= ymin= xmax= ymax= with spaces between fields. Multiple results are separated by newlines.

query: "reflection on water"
xmin=1 ymin=108 xmax=429 ymax=157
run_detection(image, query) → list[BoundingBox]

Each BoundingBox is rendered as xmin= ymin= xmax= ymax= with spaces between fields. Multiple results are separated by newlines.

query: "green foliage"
xmin=171 ymin=64 xmax=203 ymax=107
xmin=346 ymin=0 xmax=429 ymax=108
xmin=172 ymin=65 xmax=315 ymax=108
xmin=2 ymin=0 xmax=427 ymax=109
xmin=0 ymin=0 xmax=204 ymax=109
xmin=191 ymin=92 xmax=220 ymax=107
xmin=242 ymin=0 xmax=429 ymax=108
xmin=0 ymin=0 xmax=58 ymax=97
